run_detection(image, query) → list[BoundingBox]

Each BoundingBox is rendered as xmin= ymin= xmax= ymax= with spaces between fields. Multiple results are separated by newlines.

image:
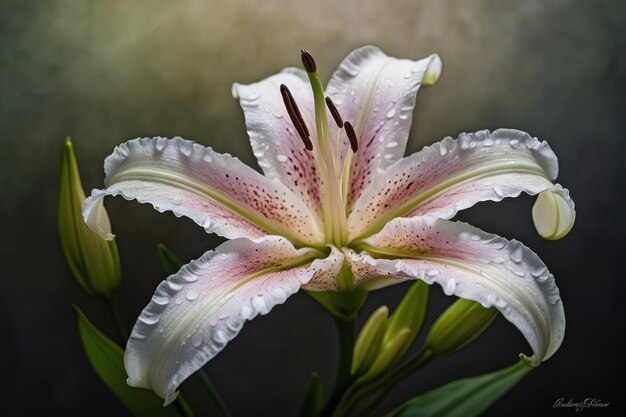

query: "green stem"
xmin=105 ymin=294 xmax=128 ymax=343
xmin=174 ymin=395 xmax=196 ymax=417
xmin=338 ymin=349 xmax=434 ymax=417
xmin=197 ymin=368 xmax=232 ymax=417
xmin=321 ymin=316 xmax=355 ymax=417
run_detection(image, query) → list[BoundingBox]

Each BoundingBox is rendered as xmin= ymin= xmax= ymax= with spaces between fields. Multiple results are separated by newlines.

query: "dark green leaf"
xmin=297 ymin=372 xmax=324 ymax=417
xmin=157 ymin=243 xmax=182 ymax=276
xmin=386 ymin=360 xmax=532 ymax=417
xmin=73 ymin=305 xmax=179 ymax=417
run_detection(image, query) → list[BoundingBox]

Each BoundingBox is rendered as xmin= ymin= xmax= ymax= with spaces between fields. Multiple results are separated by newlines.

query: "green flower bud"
xmin=360 ymin=328 xmax=412 ymax=382
xmin=383 ymin=281 xmax=429 ymax=358
xmin=351 ymin=306 xmax=389 ymax=376
xmin=58 ymin=138 xmax=121 ymax=297
xmin=424 ymin=298 xmax=498 ymax=358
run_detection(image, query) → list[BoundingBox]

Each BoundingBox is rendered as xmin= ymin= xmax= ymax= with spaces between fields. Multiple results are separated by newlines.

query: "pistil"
xmin=301 ymin=49 xmax=349 ymax=247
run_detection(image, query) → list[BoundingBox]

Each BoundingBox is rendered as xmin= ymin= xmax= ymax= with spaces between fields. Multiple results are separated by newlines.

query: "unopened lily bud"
xmin=351 ymin=306 xmax=389 ymax=376
xmin=532 ymin=188 xmax=576 ymax=240
xmin=58 ymin=138 xmax=121 ymax=297
xmin=424 ymin=298 xmax=498 ymax=358
xmin=360 ymin=328 xmax=412 ymax=382
xmin=383 ymin=281 xmax=429 ymax=358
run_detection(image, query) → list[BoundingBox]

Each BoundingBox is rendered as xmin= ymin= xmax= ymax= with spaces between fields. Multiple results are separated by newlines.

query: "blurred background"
xmin=1 ymin=0 xmax=624 ymax=416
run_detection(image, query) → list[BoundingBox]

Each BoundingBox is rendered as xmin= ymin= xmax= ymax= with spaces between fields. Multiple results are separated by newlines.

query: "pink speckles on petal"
xmin=348 ymin=129 xmax=566 ymax=241
xmin=125 ymin=236 xmax=342 ymax=404
xmin=352 ymin=217 xmax=565 ymax=366
xmin=83 ymin=137 xmax=324 ymax=245
xmin=233 ymin=69 xmax=325 ymax=220
xmin=325 ymin=46 xmax=440 ymax=208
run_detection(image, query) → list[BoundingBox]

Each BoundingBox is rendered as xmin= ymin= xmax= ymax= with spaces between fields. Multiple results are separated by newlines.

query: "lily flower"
xmin=82 ymin=46 xmax=575 ymax=404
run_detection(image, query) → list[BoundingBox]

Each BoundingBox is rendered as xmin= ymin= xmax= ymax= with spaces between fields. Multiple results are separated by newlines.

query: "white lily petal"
xmin=233 ymin=69 xmax=325 ymax=218
xmin=125 ymin=236 xmax=344 ymax=404
xmin=532 ymin=185 xmax=576 ymax=240
xmin=326 ymin=46 xmax=441 ymax=207
xmin=348 ymin=217 xmax=565 ymax=366
xmin=349 ymin=129 xmax=573 ymax=241
xmin=82 ymin=137 xmax=324 ymax=246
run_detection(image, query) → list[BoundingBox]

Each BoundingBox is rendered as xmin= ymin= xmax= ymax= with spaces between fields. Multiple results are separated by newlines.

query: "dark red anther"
xmin=325 ymin=96 xmax=344 ymax=128
xmin=301 ymin=49 xmax=317 ymax=73
xmin=280 ymin=84 xmax=313 ymax=151
xmin=344 ymin=121 xmax=359 ymax=153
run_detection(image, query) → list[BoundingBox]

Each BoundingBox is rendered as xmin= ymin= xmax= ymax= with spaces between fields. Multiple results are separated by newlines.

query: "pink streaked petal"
xmin=348 ymin=217 xmax=564 ymax=366
xmin=325 ymin=46 xmax=441 ymax=208
xmin=348 ymin=129 xmax=571 ymax=241
xmin=125 ymin=236 xmax=344 ymax=404
xmin=82 ymin=137 xmax=324 ymax=246
xmin=233 ymin=69 xmax=325 ymax=218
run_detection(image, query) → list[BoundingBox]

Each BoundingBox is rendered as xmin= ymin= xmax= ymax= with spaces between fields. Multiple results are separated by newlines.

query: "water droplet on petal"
xmin=276 ymin=154 xmax=288 ymax=162
xmin=385 ymin=108 xmax=396 ymax=118
xmin=153 ymin=295 xmax=170 ymax=305
xmin=444 ymin=279 xmax=456 ymax=295
xmin=173 ymin=196 xmax=183 ymax=205
xmin=139 ymin=314 xmax=160 ymax=325
xmin=186 ymin=290 xmax=199 ymax=301
xmin=427 ymin=268 xmax=440 ymax=277
xmin=191 ymin=333 xmax=203 ymax=348
xmin=155 ymin=138 xmax=167 ymax=151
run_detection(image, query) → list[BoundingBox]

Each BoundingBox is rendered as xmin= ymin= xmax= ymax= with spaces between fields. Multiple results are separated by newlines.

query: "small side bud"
xmin=58 ymin=138 xmax=121 ymax=298
xmin=344 ymin=121 xmax=359 ymax=152
xmin=532 ymin=188 xmax=575 ymax=240
xmin=360 ymin=328 xmax=412 ymax=382
xmin=423 ymin=298 xmax=499 ymax=358
xmin=383 ymin=281 xmax=429 ymax=358
xmin=301 ymin=49 xmax=317 ymax=73
xmin=351 ymin=306 xmax=389 ymax=376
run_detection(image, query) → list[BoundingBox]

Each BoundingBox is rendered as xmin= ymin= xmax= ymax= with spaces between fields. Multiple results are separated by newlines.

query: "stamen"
xmin=301 ymin=49 xmax=317 ymax=73
xmin=325 ymin=96 xmax=344 ymax=128
xmin=280 ymin=84 xmax=313 ymax=151
xmin=344 ymin=121 xmax=359 ymax=152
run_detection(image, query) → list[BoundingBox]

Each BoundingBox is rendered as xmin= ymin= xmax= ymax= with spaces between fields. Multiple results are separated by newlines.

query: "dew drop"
xmin=276 ymin=154 xmax=288 ymax=162
xmin=168 ymin=281 xmax=183 ymax=291
xmin=155 ymin=138 xmax=167 ymax=151
xmin=153 ymin=295 xmax=170 ymax=306
xmin=398 ymin=113 xmax=409 ymax=120
xmin=186 ymin=290 xmax=199 ymax=301
xmin=191 ymin=333 xmax=203 ymax=348
xmin=385 ymin=141 xmax=398 ymax=148
xmin=139 ymin=314 xmax=160 ymax=325
xmin=173 ymin=196 xmax=183 ymax=205
xmin=179 ymin=141 xmax=193 ymax=156
xmin=202 ymin=152 xmax=213 ymax=163
xmin=510 ymin=245 xmax=524 ymax=263
xmin=426 ymin=269 xmax=440 ymax=277
xmin=531 ymin=265 xmax=547 ymax=278
xmin=385 ymin=108 xmax=396 ymax=118
xmin=444 ymin=279 xmax=456 ymax=295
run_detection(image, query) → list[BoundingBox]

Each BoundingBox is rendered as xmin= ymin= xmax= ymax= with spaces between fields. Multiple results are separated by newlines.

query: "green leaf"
xmin=73 ymin=305 xmax=180 ymax=417
xmin=157 ymin=243 xmax=182 ymax=275
xmin=385 ymin=360 xmax=532 ymax=417
xmin=297 ymin=372 xmax=324 ymax=417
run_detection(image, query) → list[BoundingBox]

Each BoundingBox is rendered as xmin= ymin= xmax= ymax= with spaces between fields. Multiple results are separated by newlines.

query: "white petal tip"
xmin=532 ymin=189 xmax=576 ymax=240
xmin=164 ymin=391 xmax=178 ymax=406
xmin=519 ymin=353 xmax=540 ymax=367
xmin=423 ymin=54 xmax=442 ymax=86
xmin=231 ymin=83 xmax=241 ymax=99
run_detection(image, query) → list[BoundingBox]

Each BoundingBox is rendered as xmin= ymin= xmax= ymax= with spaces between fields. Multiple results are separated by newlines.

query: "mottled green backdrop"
xmin=1 ymin=0 xmax=624 ymax=416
